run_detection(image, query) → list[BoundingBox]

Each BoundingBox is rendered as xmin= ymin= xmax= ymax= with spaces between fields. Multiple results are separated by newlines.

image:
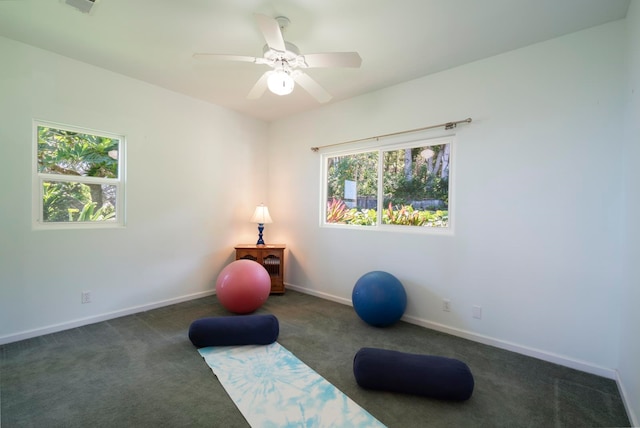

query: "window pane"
xmin=37 ymin=126 xmax=119 ymax=178
xmin=382 ymin=143 xmax=450 ymax=227
xmin=42 ymin=181 xmax=117 ymax=223
xmin=325 ymin=151 xmax=378 ymax=225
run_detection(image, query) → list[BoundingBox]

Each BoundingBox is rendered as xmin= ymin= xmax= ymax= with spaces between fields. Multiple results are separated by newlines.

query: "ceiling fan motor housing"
xmin=263 ymin=42 xmax=301 ymax=67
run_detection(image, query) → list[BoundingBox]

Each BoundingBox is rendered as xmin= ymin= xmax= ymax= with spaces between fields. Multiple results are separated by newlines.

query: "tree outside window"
xmin=34 ymin=122 xmax=125 ymax=226
xmin=323 ymin=137 xmax=452 ymax=229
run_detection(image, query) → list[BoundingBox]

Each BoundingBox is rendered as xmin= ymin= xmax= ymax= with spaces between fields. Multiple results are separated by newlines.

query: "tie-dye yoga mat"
xmin=198 ymin=342 xmax=385 ymax=427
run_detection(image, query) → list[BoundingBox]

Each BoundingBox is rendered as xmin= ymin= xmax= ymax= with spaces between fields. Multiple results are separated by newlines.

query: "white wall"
xmin=269 ymin=21 xmax=627 ymax=378
xmin=0 ymin=12 xmax=636 ymax=422
xmin=0 ymin=36 xmax=268 ymax=342
xmin=619 ymin=1 xmax=640 ymax=425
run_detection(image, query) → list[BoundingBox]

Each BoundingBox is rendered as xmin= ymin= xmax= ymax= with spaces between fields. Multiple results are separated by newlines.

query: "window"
xmin=33 ymin=121 xmax=125 ymax=228
xmin=322 ymin=135 xmax=453 ymax=231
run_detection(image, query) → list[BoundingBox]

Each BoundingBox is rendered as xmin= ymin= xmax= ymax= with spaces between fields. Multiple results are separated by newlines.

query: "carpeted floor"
xmin=0 ymin=290 xmax=631 ymax=427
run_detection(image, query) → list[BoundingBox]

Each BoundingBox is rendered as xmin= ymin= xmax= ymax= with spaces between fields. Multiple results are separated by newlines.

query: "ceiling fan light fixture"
xmin=194 ymin=14 xmax=361 ymax=103
xmin=267 ymin=70 xmax=295 ymax=96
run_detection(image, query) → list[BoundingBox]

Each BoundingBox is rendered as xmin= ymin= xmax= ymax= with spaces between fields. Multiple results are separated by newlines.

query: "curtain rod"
xmin=310 ymin=117 xmax=472 ymax=152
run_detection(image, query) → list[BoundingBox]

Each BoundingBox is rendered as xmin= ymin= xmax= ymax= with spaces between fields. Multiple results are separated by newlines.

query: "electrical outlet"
xmin=81 ymin=291 xmax=91 ymax=304
xmin=442 ymin=298 xmax=451 ymax=312
xmin=472 ymin=305 xmax=482 ymax=319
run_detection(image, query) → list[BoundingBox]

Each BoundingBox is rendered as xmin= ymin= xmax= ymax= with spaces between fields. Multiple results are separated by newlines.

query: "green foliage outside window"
xmin=325 ymin=141 xmax=451 ymax=228
xmin=326 ymin=198 xmax=448 ymax=227
xmin=326 ymin=151 xmax=378 ymax=202
xmin=37 ymin=125 xmax=120 ymax=223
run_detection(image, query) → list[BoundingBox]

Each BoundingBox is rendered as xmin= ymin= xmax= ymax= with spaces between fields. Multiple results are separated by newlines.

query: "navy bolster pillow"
xmin=353 ymin=347 xmax=474 ymax=401
xmin=189 ymin=314 xmax=279 ymax=347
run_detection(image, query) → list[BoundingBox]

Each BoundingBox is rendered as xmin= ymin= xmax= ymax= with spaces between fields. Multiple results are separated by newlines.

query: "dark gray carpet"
xmin=0 ymin=290 xmax=630 ymax=427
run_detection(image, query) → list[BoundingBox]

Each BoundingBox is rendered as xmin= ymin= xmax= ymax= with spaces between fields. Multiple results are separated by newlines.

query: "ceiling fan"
xmin=193 ymin=14 xmax=362 ymax=103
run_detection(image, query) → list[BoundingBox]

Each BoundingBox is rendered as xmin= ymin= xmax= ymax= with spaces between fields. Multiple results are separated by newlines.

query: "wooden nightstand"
xmin=235 ymin=244 xmax=286 ymax=294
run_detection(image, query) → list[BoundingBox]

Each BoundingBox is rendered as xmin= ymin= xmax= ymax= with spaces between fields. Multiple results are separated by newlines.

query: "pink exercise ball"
xmin=215 ymin=260 xmax=271 ymax=314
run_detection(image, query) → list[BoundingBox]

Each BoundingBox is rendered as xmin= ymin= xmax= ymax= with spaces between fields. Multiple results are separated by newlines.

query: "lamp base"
xmin=256 ymin=223 xmax=265 ymax=245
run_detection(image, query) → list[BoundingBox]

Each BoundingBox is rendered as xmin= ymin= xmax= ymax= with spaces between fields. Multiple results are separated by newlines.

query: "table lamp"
xmin=250 ymin=204 xmax=273 ymax=245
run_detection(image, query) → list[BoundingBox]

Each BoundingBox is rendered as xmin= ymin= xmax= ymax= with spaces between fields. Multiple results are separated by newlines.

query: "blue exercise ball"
xmin=352 ymin=271 xmax=407 ymax=327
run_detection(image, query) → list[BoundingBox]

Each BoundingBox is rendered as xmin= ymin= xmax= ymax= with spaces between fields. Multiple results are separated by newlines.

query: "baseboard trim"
xmin=0 ymin=289 xmax=216 ymax=346
xmin=286 ymin=283 xmax=616 ymax=380
xmin=0 ymin=283 xmax=621 ymax=381
xmin=615 ymin=370 xmax=639 ymax=427
xmin=401 ymin=314 xmax=616 ymax=379
xmin=286 ymin=284 xmax=352 ymax=306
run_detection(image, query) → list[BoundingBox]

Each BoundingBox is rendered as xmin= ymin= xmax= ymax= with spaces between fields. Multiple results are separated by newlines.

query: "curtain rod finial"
xmin=311 ymin=147 xmax=319 ymax=152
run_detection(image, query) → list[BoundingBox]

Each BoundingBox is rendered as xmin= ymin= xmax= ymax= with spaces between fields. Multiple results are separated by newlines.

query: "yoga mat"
xmin=198 ymin=342 xmax=386 ymax=427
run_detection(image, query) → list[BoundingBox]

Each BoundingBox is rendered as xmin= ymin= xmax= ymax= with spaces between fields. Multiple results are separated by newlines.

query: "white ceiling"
xmin=0 ymin=0 xmax=630 ymax=122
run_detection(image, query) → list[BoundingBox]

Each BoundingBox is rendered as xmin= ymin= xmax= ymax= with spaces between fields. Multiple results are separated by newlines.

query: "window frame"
xmin=32 ymin=120 xmax=126 ymax=230
xmin=320 ymin=131 xmax=455 ymax=235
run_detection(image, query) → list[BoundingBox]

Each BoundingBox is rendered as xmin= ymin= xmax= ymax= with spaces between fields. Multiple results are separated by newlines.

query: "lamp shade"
xmin=250 ymin=205 xmax=273 ymax=224
xmin=267 ymin=70 xmax=294 ymax=96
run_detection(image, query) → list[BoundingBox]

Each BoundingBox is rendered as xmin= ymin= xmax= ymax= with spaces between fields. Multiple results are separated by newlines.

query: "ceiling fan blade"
xmin=293 ymin=72 xmax=332 ymax=103
xmin=302 ymin=52 xmax=362 ymax=68
xmin=254 ymin=13 xmax=286 ymax=53
xmin=192 ymin=53 xmax=260 ymax=63
xmin=247 ymin=71 xmax=271 ymax=99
